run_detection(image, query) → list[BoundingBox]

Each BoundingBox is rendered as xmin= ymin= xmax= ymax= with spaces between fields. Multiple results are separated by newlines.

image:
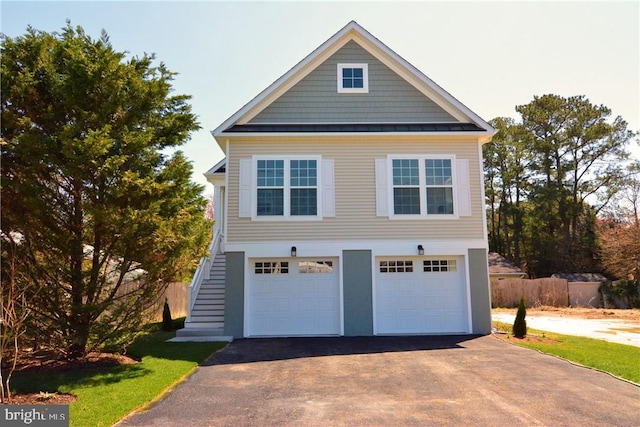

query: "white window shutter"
xmin=456 ymin=158 xmax=472 ymax=217
xmin=322 ymin=159 xmax=335 ymax=217
xmin=238 ymin=158 xmax=252 ymax=218
xmin=375 ymin=159 xmax=389 ymax=217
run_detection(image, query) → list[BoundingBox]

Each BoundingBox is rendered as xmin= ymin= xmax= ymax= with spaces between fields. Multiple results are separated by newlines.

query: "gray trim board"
xmin=468 ymin=248 xmax=492 ymax=334
xmin=343 ymin=250 xmax=373 ymax=336
xmin=224 ymin=252 xmax=245 ymax=338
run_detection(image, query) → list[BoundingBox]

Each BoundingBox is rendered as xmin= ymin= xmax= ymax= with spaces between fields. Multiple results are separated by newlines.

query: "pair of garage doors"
xmin=247 ymin=256 xmax=468 ymax=336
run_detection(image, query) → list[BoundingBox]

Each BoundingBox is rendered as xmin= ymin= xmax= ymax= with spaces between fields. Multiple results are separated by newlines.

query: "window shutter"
xmin=238 ymin=158 xmax=252 ymax=218
xmin=375 ymin=159 xmax=389 ymax=217
xmin=322 ymin=159 xmax=335 ymax=217
xmin=456 ymin=158 xmax=472 ymax=217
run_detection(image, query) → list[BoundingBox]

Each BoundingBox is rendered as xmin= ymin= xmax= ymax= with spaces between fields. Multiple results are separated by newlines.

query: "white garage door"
xmin=248 ymin=258 xmax=340 ymax=336
xmin=375 ymin=256 xmax=468 ymax=334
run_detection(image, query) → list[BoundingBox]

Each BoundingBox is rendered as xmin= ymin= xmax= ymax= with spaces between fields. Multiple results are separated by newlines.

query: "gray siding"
xmin=226 ymin=136 xmax=485 ymax=243
xmin=250 ymin=41 xmax=456 ymax=124
xmin=343 ymin=250 xmax=373 ymax=336
xmin=468 ymin=248 xmax=491 ymax=334
xmin=224 ymin=252 xmax=245 ymax=338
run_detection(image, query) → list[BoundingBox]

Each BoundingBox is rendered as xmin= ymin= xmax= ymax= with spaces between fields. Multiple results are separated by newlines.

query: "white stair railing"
xmin=186 ymin=229 xmax=222 ymax=323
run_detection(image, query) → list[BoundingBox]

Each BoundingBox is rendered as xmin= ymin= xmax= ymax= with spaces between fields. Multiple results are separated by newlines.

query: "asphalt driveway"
xmin=119 ymin=335 xmax=640 ymax=426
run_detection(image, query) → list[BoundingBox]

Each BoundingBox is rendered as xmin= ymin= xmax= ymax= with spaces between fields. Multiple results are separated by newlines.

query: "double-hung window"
xmin=392 ymin=159 xmax=420 ymax=215
xmin=254 ymin=157 xmax=320 ymax=219
xmin=257 ymin=160 xmax=285 ymax=216
xmin=289 ymin=160 xmax=317 ymax=216
xmin=389 ymin=156 xmax=457 ymax=217
xmin=239 ymin=155 xmax=335 ymax=220
xmin=425 ymin=159 xmax=454 ymax=215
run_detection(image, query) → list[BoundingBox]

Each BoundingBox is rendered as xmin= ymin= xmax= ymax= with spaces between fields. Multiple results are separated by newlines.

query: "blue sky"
xmin=2 ymin=1 xmax=639 ymax=193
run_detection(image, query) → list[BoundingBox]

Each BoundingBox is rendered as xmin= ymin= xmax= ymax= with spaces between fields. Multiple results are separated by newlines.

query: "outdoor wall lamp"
xmin=291 ymin=246 xmax=297 ymax=257
xmin=418 ymin=244 xmax=424 ymax=255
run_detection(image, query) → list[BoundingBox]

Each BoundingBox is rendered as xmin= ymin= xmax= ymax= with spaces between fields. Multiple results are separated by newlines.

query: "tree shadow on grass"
xmin=12 ymin=364 xmax=152 ymax=394
xmin=10 ymin=329 xmax=226 ymax=394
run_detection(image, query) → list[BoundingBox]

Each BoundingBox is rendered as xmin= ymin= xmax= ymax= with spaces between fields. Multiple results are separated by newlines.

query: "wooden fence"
xmin=148 ymin=281 xmax=189 ymax=321
xmin=491 ymin=278 xmax=570 ymax=308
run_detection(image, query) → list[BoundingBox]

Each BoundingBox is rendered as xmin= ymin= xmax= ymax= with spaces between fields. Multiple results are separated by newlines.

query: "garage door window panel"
xmin=380 ymin=260 xmax=413 ymax=273
xmin=423 ymin=260 xmax=457 ymax=272
xmin=255 ymin=261 xmax=289 ymax=274
xmin=299 ymin=261 xmax=334 ymax=274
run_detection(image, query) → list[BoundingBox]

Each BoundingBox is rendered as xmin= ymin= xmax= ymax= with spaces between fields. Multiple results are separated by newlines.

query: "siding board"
xmin=250 ymin=41 xmax=456 ymax=124
xmin=226 ymin=136 xmax=485 ymax=243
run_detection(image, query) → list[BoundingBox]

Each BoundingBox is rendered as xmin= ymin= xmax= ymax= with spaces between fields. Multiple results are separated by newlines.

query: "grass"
xmin=493 ymin=321 xmax=640 ymax=384
xmin=11 ymin=323 xmax=227 ymax=427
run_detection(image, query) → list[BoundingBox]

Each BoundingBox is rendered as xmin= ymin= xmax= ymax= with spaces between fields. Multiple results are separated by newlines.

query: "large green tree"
xmin=485 ymin=94 xmax=635 ymax=277
xmin=1 ymin=24 xmax=211 ymax=357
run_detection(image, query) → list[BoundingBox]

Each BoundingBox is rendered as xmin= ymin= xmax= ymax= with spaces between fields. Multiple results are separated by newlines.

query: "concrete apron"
xmin=491 ymin=313 xmax=640 ymax=347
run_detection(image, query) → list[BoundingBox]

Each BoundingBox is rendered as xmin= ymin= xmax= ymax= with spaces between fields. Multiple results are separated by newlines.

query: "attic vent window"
xmin=337 ymin=63 xmax=368 ymax=93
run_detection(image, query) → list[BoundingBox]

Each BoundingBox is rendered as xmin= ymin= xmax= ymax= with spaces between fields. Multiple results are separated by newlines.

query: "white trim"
xmin=212 ymin=21 xmax=495 ymax=142
xmin=222 ymin=140 xmax=230 ymax=249
xmin=217 ymin=131 xmax=492 ymax=139
xmin=478 ymin=143 xmax=490 ymax=249
xmin=337 ymin=63 xmax=369 ymax=93
xmin=226 ymin=239 xmax=487 ymax=258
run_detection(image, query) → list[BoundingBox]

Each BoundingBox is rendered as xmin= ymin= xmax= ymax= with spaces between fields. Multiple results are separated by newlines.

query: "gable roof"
xmin=212 ymin=21 xmax=495 ymax=145
xmin=488 ymin=252 xmax=526 ymax=277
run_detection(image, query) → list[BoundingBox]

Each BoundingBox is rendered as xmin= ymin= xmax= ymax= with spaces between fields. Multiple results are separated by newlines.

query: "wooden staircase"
xmin=174 ymin=252 xmax=232 ymax=341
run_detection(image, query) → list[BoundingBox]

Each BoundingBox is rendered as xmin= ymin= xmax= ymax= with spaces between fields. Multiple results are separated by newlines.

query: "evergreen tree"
xmin=162 ymin=300 xmax=173 ymax=332
xmin=512 ymin=297 xmax=527 ymax=338
xmin=1 ymin=24 xmax=211 ymax=357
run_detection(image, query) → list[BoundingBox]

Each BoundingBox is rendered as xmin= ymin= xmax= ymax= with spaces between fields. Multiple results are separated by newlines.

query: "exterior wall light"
xmin=291 ymin=246 xmax=297 ymax=257
xmin=418 ymin=244 xmax=424 ymax=255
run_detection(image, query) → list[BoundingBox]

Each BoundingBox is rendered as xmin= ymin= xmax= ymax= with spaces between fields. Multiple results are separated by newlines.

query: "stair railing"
xmin=186 ymin=229 xmax=222 ymax=322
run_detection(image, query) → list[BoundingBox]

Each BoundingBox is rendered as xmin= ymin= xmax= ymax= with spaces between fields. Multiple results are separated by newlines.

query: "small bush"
xmin=162 ymin=300 xmax=173 ymax=331
xmin=512 ymin=297 xmax=527 ymax=338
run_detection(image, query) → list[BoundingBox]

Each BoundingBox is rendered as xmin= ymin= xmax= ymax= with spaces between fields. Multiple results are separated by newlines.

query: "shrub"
xmin=512 ymin=297 xmax=527 ymax=338
xmin=162 ymin=300 xmax=173 ymax=331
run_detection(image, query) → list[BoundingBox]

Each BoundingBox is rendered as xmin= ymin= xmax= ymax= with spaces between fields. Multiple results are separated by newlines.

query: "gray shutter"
xmin=456 ymin=158 xmax=472 ymax=217
xmin=238 ymin=158 xmax=252 ymax=218
xmin=375 ymin=159 xmax=389 ymax=217
xmin=322 ymin=159 xmax=335 ymax=217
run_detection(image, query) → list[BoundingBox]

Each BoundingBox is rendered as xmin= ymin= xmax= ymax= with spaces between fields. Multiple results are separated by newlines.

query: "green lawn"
xmin=493 ymin=321 xmax=640 ymax=384
xmin=12 ymin=330 xmax=226 ymax=427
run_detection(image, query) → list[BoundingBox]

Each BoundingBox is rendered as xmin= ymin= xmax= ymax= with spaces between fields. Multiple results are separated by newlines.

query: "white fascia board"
xmin=216 ymin=131 xmax=493 ymax=139
xmin=204 ymin=157 xmax=227 ymax=186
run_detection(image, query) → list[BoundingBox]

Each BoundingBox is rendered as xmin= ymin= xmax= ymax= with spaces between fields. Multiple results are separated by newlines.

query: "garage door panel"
xmin=376 ymin=256 xmax=468 ymax=334
xmin=249 ymin=258 xmax=340 ymax=336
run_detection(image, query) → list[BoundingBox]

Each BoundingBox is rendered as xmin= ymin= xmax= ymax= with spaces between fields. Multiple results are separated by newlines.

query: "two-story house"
xmin=178 ymin=21 xmax=495 ymax=341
